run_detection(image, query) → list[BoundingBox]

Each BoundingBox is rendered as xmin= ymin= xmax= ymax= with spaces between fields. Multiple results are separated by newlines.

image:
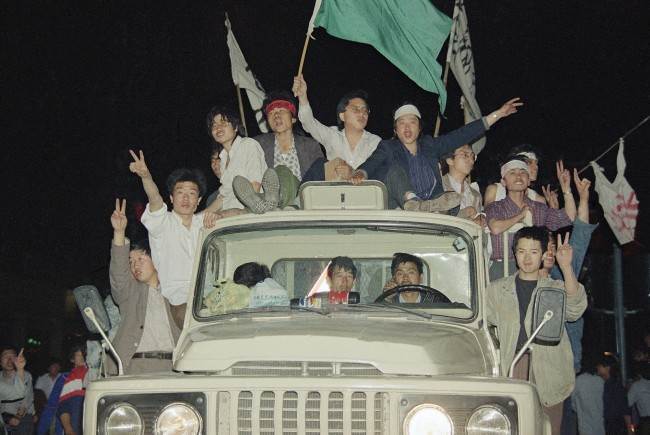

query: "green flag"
xmin=312 ymin=0 xmax=452 ymax=111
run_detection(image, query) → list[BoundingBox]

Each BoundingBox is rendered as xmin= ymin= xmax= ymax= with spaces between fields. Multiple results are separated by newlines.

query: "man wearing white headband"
xmin=484 ymin=145 xmax=544 ymax=206
xmin=351 ymin=97 xmax=522 ymax=212
xmin=485 ymin=156 xmax=576 ymax=280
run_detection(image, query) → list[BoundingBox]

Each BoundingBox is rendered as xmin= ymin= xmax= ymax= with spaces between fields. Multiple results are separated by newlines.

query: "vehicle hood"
xmin=174 ymin=315 xmax=488 ymax=376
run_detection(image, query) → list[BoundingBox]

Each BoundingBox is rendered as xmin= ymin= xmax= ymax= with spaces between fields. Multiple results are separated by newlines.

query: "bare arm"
xmin=557 ymin=161 xmax=576 ymax=221
xmin=129 ymin=150 xmax=164 ymax=212
xmin=484 ymin=97 xmax=523 ymax=127
xmin=483 ymin=184 xmax=498 ymax=206
xmin=573 ymin=169 xmax=591 ymax=223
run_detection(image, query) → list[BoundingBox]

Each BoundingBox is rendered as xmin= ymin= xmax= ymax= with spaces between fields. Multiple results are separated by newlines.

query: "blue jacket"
xmin=358 ymin=119 xmax=487 ymax=197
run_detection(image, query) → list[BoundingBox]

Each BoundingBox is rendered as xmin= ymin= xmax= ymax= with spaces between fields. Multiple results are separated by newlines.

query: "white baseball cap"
xmin=393 ymin=104 xmax=421 ymax=121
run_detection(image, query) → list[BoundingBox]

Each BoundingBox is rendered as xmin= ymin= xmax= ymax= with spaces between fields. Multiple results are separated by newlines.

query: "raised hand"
xmin=14 ymin=348 xmax=25 ymax=371
xmin=542 ymin=184 xmax=559 ymax=209
xmin=555 ymin=232 xmax=573 ymax=269
xmin=497 ymin=97 xmax=523 ymax=118
xmin=129 ymin=149 xmax=152 ymax=179
xmin=292 ymin=74 xmax=308 ymax=99
xmin=573 ymin=168 xmax=591 ymax=201
xmin=556 ymin=160 xmax=571 ymax=194
xmin=111 ymin=199 xmax=127 ymax=232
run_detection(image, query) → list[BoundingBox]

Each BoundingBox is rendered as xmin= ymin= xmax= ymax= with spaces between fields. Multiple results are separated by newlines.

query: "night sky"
xmin=1 ymin=1 xmax=649 ymax=356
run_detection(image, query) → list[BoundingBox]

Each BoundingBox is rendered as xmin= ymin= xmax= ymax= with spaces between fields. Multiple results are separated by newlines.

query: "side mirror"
xmin=73 ymin=285 xmax=111 ymax=333
xmin=532 ymin=287 xmax=566 ymax=345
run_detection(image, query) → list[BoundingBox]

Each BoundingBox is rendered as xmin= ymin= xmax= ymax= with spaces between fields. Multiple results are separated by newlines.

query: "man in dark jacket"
xmin=351 ymin=98 xmax=522 ymax=211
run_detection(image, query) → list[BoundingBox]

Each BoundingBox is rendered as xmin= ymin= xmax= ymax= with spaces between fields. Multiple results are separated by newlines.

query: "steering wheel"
xmin=374 ymin=284 xmax=451 ymax=304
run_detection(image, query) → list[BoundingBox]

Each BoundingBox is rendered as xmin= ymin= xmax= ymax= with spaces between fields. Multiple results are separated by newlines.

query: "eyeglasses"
xmin=454 ymin=150 xmax=476 ymax=161
xmin=346 ymin=105 xmax=370 ymax=115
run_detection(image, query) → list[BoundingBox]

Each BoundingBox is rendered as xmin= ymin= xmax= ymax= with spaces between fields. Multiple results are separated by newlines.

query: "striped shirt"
xmin=486 ymin=196 xmax=572 ymax=260
xmin=401 ymin=144 xmax=436 ymax=200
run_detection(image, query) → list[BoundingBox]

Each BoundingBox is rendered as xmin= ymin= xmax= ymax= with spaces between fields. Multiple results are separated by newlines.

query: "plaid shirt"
xmin=486 ymin=196 xmax=572 ymax=260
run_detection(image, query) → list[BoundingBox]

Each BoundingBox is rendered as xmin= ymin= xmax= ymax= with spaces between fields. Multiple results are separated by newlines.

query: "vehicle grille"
xmin=217 ymin=390 xmax=388 ymax=435
xmin=224 ymin=361 xmax=382 ymax=377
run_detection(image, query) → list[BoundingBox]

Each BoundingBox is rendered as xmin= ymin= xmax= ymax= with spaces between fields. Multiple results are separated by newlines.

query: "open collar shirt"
xmin=136 ymin=287 xmax=175 ymax=352
xmin=485 ymin=195 xmax=572 ymax=260
xmin=298 ymin=102 xmax=380 ymax=169
xmin=273 ymin=136 xmax=302 ymax=180
xmin=219 ymin=135 xmax=267 ymax=210
xmin=141 ymin=205 xmax=204 ymax=305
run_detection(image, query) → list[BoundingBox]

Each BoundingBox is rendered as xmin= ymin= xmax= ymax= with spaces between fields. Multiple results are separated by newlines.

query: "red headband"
xmin=265 ymin=99 xmax=297 ymax=117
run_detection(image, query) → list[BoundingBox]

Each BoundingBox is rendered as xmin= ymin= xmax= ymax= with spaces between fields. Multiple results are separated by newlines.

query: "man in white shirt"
xmin=0 ymin=347 xmax=32 ymax=434
xmin=129 ymin=151 xmax=213 ymax=327
xmin=629 ymin=364 xmax=650 ymax=434
xmin=34 ymin=359 xmax=61 ymax=400
xmin=292 ymin=74 xmax=381 ymax=175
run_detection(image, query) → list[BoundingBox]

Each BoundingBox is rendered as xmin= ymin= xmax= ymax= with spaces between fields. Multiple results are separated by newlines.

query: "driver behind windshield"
xmin=382 ymin=253 xmax=424 ymax=303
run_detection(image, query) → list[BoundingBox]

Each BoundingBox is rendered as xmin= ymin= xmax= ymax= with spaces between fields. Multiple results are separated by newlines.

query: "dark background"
xmin=1 ymin=1 xmax=649 ymax=370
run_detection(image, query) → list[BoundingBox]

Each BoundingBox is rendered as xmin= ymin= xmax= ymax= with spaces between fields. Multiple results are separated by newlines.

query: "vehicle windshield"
xmin=194 ymin=222 xmax=476 ymax=320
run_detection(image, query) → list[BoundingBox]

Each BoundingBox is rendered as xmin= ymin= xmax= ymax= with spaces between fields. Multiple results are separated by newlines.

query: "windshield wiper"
xmin=340 ymin=303 xmax=432 ymax=320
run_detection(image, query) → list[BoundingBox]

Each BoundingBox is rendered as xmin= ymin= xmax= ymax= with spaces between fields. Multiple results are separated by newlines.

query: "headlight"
xmin=403 ymin=404 xmax=453 ymax=435
xmin=154 ymin=402 xmax=202 ymax=435
xmin=466 ymin=405 xmax=511 ymax=435
xmin=104 ymin=403 xmax=143 ymax=434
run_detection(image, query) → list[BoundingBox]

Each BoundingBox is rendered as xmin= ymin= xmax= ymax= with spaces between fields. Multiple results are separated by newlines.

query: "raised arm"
xmin=484 ymin=97 xmax=523 ymax=127
xmin=573 ymin=169 xmax=591 ymax=224
xmin=109 ymin=199 xmax=134 ymax=305
xmin=129 ymin=150 xmax=164 ymax=212
xmin=293 ymin=75 xmax=338 ymax=156
xmin=557 ymin=161 xmax=576 ymax=221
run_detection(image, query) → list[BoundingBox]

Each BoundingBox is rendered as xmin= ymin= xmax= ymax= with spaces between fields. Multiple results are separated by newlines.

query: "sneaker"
xmin=261 ymin=168 xmax=280 ymax=207
xmin=403 ymin=192 xmax=461 ymax=213
xmin=233 ymin=176 xmax=272 ymax=214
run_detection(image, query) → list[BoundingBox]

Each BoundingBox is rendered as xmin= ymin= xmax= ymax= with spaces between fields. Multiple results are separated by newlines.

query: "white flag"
xmin=225 ymin=15 xmax=267 ymax=133
xmin=446 ymin=0 xmax=485 ymax=154
xmin=590 ymin=140 xmax=639 ymax=244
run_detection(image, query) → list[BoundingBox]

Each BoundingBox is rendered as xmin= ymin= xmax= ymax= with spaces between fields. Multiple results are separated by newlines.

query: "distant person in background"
xmin=204 ymin=146 xmax=222 ymax=208
xmin=628 ymin=363 xmax=650 ymax=435
xmin=572 ymin=356 xmax=605 ymax=435
xmin=596 ymin=354 xmax=632 ymax=435
xmin=0 ymin=347 xmax=30 ymax=435
xmin=34 ymin=359 xmax=62 ymax=402
xmin=56 ymin=346 xmax=88 ymax=435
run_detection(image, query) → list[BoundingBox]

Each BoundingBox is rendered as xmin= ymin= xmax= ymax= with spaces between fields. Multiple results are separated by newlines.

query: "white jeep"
xmin=83 ymin=183 xmax=551 ymax=434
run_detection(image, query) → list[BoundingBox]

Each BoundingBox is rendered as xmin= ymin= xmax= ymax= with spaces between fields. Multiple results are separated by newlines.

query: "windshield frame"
xmin=191 ymin=219 xmax=479 ymax=324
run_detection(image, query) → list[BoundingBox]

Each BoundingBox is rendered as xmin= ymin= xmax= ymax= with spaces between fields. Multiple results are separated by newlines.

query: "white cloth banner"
xmin=446 ymin=0 xmax=485 ymax=154
xmin=225 ymin=15 xmax=267 ymax=133
xmin=590 ymin=141 xmax=639 ymax=244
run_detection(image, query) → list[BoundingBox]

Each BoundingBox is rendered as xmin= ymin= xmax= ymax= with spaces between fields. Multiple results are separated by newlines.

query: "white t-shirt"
xmin=628 ymin=378 xmax=650 ymax=417
xmin=141 ymin=205 xmax=204 ymax=305
xmin=34 ymin=373 xmax=60 ymax=399
xmin=218 ymin=136 xmax=267 ymax=210
xmin=298 ymin=102 xmax=381 ymax=169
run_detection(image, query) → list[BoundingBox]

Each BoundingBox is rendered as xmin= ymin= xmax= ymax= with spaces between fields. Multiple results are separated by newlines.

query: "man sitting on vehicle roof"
xmin=350 ymin=98 xmax=522 ymax=213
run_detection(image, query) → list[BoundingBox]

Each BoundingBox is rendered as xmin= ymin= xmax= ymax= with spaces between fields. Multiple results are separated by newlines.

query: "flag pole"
xmin=433 ymin=61 xmax=451 ymax=137
xmin=297 ymin=34 xmax=311 ymax=76
xmin=235 ymin=84 xmax=248 ymax=136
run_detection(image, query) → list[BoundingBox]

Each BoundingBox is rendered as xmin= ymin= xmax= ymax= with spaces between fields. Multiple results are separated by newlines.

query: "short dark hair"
xmin=233 ymin=262 xmax=271 ymax=288
xmin=262 ymin=90 xmax=297 ymax=118
xmin=512 ymin=226 xmax=549 ymax=258
xmin=509 ymin=143 xmax=541 ymax=161
xmin=67 ymin=344 xmax=86 ymax=362
xmin=335 ymin=90 xmax=369 ymax=130
xmin=440 ymin=144 xmax=470 ymax=175
xmin=129 ymin=239 xmax=151 ymax=257
xmin=47 ymin=357 xmax=62 ymax=368
xmin=0 ymin=345 xmax=18 ymax=357
xmin=206 ymin=106 xmax=245 ymax=142
xmin=166 ymin=168 xmax=207 ymax=197
xmin=327 ymin=256 xmax=357 ymax=279
xmin=391 ymin=253 xmax=423 ymax=276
